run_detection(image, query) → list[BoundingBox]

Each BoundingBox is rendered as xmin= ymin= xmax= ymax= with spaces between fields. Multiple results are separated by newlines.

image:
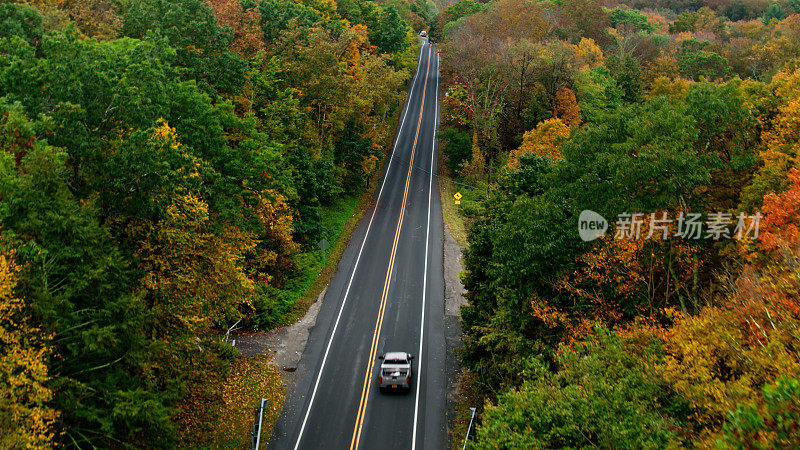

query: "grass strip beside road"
xmin=282 ymin=194 xmax=363 ymax=326
xmin=438 ymin=152 xmax=470 ymax=248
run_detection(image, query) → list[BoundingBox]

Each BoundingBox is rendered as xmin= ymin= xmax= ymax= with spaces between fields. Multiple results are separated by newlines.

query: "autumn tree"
xmin=56 ymin=0 xmax=121 ymax=39
xmin=0 ymin=243 xmax=57 ymax=448
xmin=759 ymin=168 xmax=800 ymax=253
xmin=572 ymin=37 xmax=604 ymax=69
xmin=743 ymin=90 xmax=800 ymax=208
xmin=554 ymin=87 xmax=581 ymax=126
xmin=206 ymin=0 xmax=264 ymax=57
xmin=507 ymin=117 xmax=570 ymax=167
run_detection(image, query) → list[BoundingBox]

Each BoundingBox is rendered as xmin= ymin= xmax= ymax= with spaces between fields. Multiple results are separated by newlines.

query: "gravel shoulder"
xmin=443 ymin=219 xmax=467 ymax=448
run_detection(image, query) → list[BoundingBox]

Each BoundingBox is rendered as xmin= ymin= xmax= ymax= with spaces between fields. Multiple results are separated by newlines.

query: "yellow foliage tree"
xmin=644 ymin=55 xmax=682 ymax=87
xmin=507 ymin=118 xmax=570 ymax=167
xmin=126 ymin=120 xmax=257 ymax=336
xmin=571 ymin=37 xmax=604 ymax=69
xmin=53 ymin=0 xmax=121 ymax=39
xmin=0 ymin=247 xmax=58 ymax=448
xmin=247 ymin=190 xmax=298 ymax=286
xmin=771 ymin=67 xmax=800 ymax=103
xmin=648 ymin=76 xmax=692 ymax=99
xmin=460 ymin=130 xmax=486 ymax=181
xmin=658 ymin=308 xmax=758 ymax=434
xmin=135 ymin=193 xmax=256 ymax=336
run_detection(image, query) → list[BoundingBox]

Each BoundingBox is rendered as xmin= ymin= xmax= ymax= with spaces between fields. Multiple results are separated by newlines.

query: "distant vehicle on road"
xmin=420 ymin=30 xmax=427 ymax=37
xmin=378 ymin=352 xmax=414 ymax=393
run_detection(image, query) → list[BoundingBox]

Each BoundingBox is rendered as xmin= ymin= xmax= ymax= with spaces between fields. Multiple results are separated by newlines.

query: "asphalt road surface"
xmin=268 ymin=40 xmax=446 ymax=450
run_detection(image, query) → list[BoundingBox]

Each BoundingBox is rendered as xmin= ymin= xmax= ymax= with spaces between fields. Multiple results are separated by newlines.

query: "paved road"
xmin=269 ymin=40 xmax=446 ymax=450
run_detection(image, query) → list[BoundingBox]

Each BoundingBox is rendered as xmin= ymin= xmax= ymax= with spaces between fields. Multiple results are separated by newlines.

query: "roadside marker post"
xmin=318 ymin=237 xmax=329 ymax=268
xmin=462 ymin=407 xmax=477 ymax=450
xmin=251 ymin=398 xmax=268 ymax=450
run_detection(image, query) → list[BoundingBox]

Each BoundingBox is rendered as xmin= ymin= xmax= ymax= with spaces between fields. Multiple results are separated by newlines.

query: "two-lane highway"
xmin=269 ymin=40 xmax=446 ymax=449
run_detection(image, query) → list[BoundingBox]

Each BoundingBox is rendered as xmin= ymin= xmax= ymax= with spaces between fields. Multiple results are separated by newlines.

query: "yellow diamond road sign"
xmin=454 ymin=191 xmax=462 ymax=205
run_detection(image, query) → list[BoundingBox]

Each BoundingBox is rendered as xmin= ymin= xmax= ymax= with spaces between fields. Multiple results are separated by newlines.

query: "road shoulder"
xmin=443 ymin=196 xmax=469 ymax=449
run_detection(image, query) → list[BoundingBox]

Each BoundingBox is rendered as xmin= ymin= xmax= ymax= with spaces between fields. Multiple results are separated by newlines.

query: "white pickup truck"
xmin=377 ymin=352 xmax=414 ymax=393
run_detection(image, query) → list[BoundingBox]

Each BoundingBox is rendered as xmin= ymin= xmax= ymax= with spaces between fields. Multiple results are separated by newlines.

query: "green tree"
xmin=762 ymin=2 xmax=787 ymax=24
xmin=608 ymin=7 xmax=656 ymax=33
xmin=473 ymin=329 xmax=686 ymax=449
xmin=607 ymin=54 xmax=643 ymax=103
xmin=373 ymin=5 xmax=407 ymax=54
xmin=334 ymin=118 xmax=376 ymax=193
xmin=678 ymin=50 xmax=731 ymax=81
xmin=120 ymin=0 xmax=248 ymax=97
xmin=0 ymin=2 xmax=43 ymax=44
xmin=258 ymin=0 xmax=321 ymax=43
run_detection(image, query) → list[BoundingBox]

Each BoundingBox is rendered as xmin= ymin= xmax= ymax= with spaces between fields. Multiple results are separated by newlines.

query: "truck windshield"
xmin=384 ymin=359 xmax=407 ymax=365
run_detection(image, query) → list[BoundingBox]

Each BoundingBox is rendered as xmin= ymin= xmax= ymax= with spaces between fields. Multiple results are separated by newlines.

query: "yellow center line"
xmin=349 ymin=44 xmax=433 ymax=450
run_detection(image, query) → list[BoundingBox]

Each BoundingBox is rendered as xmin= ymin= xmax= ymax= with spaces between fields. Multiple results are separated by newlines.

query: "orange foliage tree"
xmin=759 ymin=168 xmax=800 ymax=253
xmin=555 ymin=225 xmax=700 ymax=343
xmin=205 ymin=0 xmax=264 ymax=57
xmin=657 ymin=244 xmax=800 ymax=443
xmin=554 ymin=86 xmax=582 ymax=127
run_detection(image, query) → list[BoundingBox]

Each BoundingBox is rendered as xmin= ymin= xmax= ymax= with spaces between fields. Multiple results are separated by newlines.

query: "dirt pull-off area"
xmin=232 ymin=288 xmax=326 ymax=388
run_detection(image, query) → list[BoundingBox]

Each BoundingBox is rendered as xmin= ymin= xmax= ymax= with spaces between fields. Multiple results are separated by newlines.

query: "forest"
xmin=434 ymin=0 xmax=800 ymax=447
xmin=0 ymin=0 xmax=430 ymax=446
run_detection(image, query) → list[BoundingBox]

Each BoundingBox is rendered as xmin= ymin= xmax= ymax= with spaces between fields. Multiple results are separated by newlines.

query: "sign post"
xmin=318 ymin=237 xmax=330 ymax=268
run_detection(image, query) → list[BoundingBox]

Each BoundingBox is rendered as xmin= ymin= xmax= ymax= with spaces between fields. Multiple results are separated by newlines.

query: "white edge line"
xmin=292 ymin=43 xmax=427 ymax=450
xmin=411 ymin=50 xmax=439 ymax=450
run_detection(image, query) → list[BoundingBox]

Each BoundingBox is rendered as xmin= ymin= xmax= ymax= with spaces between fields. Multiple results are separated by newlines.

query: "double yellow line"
xmin=348 ymin=44 xmax=433 ymax=450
